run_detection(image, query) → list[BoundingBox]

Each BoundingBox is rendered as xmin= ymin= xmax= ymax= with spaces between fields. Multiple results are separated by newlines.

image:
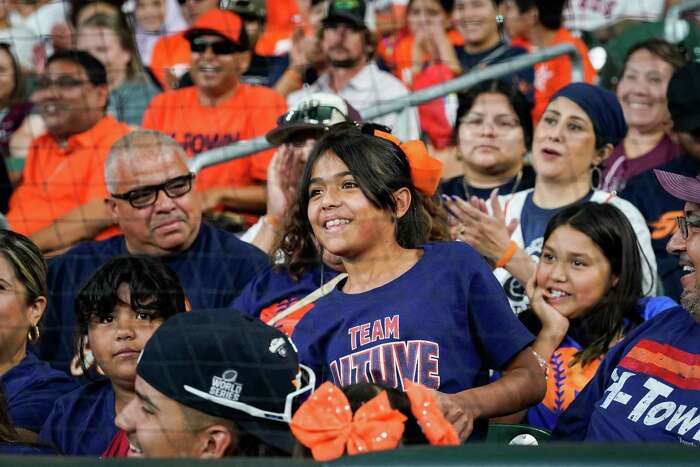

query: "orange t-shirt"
xmin=142 ymin=84 xmax=287 ymax=190
xmin=532 ymin=28 xmax=596 ymax=122
xmin=7 ymin=116 xmax=130 ymax=237
xmin=149 ymin=32 xmax=191 ymax=89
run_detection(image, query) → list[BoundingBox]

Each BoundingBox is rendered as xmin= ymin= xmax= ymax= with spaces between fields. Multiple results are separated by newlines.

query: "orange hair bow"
xmin=290 ymin=382 xmax=407 ymax=461
xmin=373 ymin=129 xmax=444 ymax=196
xmin=403 ymin=379 xmax=460 ymax=445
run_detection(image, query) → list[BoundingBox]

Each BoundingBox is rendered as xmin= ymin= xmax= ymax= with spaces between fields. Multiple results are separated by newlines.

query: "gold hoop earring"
xmin=27 ymin=324 xmax=40 ymax=343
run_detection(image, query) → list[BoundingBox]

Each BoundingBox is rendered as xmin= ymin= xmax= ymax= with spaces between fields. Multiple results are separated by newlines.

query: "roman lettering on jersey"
xmin=594 ymin=339 xmax=700 ymax=444
xmin=333 ymin=315 xmax=440 ymax=389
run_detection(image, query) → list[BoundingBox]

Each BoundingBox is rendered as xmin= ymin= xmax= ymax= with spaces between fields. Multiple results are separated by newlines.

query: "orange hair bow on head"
xmin=372 ymin=129 xmax=444 ymax=196
xmin=404 ymin=379 xmax=460 ymax=445
xmin=290 ymin=382 xmax=407 ymax=461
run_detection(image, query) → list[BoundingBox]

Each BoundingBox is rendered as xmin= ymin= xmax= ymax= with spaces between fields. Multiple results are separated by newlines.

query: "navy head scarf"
xmin=550 ymin=83 xmax=627 ymax=147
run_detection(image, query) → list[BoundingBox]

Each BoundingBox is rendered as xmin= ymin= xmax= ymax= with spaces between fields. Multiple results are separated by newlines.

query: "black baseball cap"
xmin=136 ymin=310 xmax=315 ymax=454
xmin=667 ymin=62 xmax=700 ymax=134
xmin=323 ymin=0 xmax=367 ymax=29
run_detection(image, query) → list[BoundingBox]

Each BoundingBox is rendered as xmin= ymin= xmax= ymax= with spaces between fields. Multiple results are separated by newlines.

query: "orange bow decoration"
xmin=290 ymin=382 xmax=407 ymax=461
xmin=404 ymin=379 xmax=460 ymax=445
xmin=373 ymin=129 xmax=444 ymax=196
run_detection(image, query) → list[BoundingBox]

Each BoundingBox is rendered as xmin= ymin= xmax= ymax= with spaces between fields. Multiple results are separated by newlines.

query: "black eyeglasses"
xmin=676 ymin=216 xmax=700 ymax=239
xmin=36 ymin=76 xmax=88 ymax=90
xmin=189 ymin=37 xmax=242 ymax=55
xmin=111 ymin=174 xmax=195 ymax=209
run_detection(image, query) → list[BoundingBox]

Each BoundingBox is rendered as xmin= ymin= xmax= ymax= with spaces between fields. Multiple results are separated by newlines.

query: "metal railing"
xmin=188 ymin=43 xmax=583 ymax=174
xmin=664 ymin=0 xmax=700 ymax=43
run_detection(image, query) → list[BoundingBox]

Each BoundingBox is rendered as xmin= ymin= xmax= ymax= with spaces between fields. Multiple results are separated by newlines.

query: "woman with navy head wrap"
xmin=444 ymin=82 xmax=658 ymax=314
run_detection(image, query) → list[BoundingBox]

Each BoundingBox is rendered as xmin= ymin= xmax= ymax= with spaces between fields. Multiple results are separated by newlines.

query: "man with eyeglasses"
xmin=622 ymin=62 xmax=700 ymax=302
xmin=39 ymin=130 xmax=268 ymax=375
xmin=143 ymin=9 xmax=286 ymax=224
xmin=551 ymin=169 xmax=700 ymax=443
xmin=116 ymin=310 xmax=314 ymax=458
xmin=6 ymin=50 xmax=130 ymax=254
xmin=287 ymin=0 xmax=420 ymax=141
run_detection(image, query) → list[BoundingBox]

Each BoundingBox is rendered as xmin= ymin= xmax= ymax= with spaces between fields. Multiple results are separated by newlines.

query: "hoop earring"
xmin=590 ymin=165 xmax=602 ymax=191
xmin=27 ymin=324 xmax=40 ymax=343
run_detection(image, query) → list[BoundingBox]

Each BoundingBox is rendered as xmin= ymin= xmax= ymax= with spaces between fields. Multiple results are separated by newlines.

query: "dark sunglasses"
xmin=111 ymin=174 xmax=195 ymax=209
xmin=278 ymin=105 xmax=348 ymax=126
xmin=36 ymin=76 xmax=88 ymax=90
xmin=189 ymin=37 xmax=242 ymax=55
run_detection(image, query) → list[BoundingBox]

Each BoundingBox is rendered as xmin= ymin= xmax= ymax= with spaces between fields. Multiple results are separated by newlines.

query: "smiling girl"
xmin=446 ymin=82 xmax=657 ymax=313
xmin=516 ymin=202 xmax=675 ymax=430
xmin=38 ymin=256 xmax=187 ymax=455
xmin=284 ymin=123 xmax=546 ymax=441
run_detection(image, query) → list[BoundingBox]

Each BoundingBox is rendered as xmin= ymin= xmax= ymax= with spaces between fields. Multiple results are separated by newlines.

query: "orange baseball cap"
xmin=184 ymin=9 xmax=248 ymax=49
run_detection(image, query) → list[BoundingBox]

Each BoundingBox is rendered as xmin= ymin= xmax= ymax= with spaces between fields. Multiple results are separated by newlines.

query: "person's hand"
xmin=200 ymin=187 xmax=226 ymax=212
xmin=434 ymin=391 xmax=474 ymax=441
xmin=526 ymin=274 xmax=569 ymax=341
xmin=444 ymin=189 xmax=518 ymax=262
xmin=266 ymin=146 xmax=305 ymax=219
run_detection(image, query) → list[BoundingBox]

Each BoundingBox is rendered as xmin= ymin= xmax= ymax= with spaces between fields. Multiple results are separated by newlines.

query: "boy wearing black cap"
xmin=116 ymin=311 xmax=314 ymax=458
xmin=622 ymin=62 xmax=700 ymax=301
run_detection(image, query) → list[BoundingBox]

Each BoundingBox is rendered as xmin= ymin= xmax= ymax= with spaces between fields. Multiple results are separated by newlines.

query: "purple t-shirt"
xmin=601 ymin=135 xmax=681 ymax=193
xmin=291 ymin=242 xmax=534 ymax=393
xmin=38 ymin=378 xmax=117 ymax=456
xmin=553 ymin=306 xmax=700 ymax=443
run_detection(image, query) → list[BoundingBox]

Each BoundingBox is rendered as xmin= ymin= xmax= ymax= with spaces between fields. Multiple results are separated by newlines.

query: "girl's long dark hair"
xmin=280 ymin=125 xmax=449 ymax=280
xmin=522 ymin=202 xmax=646 ymax=366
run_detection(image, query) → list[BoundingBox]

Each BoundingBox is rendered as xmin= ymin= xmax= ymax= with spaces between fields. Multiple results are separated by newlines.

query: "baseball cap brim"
xmin=265 ymin=123 xmax=326 ymax=146
xmin=654 ymin=169 xmax=700 ymax=204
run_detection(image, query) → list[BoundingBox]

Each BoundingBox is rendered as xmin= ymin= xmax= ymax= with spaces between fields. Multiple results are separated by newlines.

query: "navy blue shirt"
xmin=38 ymin=378 xmax=116 ymax=455
xmin=292 ymin=243 xmax=533 ymax=389
xmin=1 ymin=352 xmax=78 ymax=432
xmin=621 ymin=154 xmax=700 ymax=301
xmin=455 ymin=41 xmax=534 ymax=101
xmin=553 ymin=306 xmax=700 ymax=443
xmin=233 ymin=264 xmax=339 ymax=337
xmin=39 ymin=223 xmax=269 ymax=373
xmin=440 ymin=165 xmax=536 ymax=200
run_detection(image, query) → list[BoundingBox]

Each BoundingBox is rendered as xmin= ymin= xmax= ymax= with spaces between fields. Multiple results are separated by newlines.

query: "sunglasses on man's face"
xmin=36 ymin=76 xmax=88 ymax=90
xmin=189 ymin=37 xmax=242 ymax=55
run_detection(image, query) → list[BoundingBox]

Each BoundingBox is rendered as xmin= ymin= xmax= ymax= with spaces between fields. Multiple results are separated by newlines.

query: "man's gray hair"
xmin=105 ymin=130 xmax=189 ymax=193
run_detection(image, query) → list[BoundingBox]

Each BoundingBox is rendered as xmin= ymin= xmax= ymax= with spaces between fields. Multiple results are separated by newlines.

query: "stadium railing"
xmin=187 ymin=42 xmax=583 ymax=175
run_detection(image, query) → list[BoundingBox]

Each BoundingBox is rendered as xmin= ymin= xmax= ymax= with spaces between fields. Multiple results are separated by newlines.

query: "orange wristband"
xmin=263 ymin=214 xmax=280 ymax=228
xmin=495 ymin=240 xmax=517 ymax=269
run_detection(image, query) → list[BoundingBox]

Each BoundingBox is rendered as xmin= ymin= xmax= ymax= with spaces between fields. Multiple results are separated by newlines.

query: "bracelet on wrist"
xmin=263 ymin=214 xmax=280 ymax=229
xmin=494 ymin=240 xmax=517 ymax=269
xmin=531 ymin=349 xmax=549 ymax=380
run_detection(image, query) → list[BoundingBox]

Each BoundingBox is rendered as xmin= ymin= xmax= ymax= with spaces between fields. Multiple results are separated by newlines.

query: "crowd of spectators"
xmin=0 ymin=0 xmax=699 ymax=460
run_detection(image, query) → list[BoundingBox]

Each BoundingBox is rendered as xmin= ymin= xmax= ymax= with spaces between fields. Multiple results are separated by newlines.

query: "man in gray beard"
xmin=550 ymin=169 xmax=700 ymax=443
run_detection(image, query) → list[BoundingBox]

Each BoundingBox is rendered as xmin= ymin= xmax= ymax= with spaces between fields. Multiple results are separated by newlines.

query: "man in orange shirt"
xmin=143 ymin=9 xmax=287 ymax=215
xmin=502 ymin=0 xmax=596 ymax=122
xmin=149 ymin=0 xmax=219 ymax=88
xmin=6 ymin=50 xmax=130 ymax=253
